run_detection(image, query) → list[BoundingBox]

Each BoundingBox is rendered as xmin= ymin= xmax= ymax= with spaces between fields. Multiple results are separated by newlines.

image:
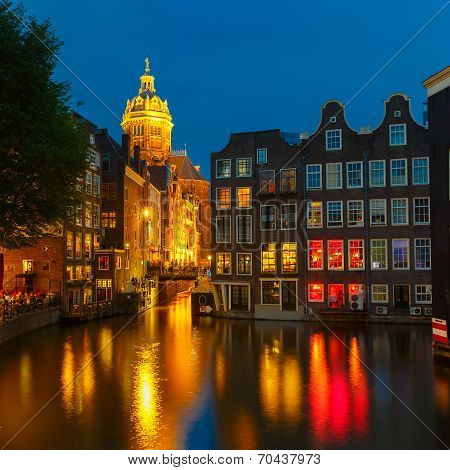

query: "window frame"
xmin=216 ymin=252 xmax=232 ymax=275
xmin=390 ymin=158 xmax=408 ymax=186
xmin=281 ymin=242 xmax=297 ymax=274
xmin=348 ymin=239 xmax=365 ymax=271
xmin=413 ymin=197 xmax=430 ymax=225
xmin=308 ymin=284 xmax=325 ymax=303
xmin=281 ymin=203 xmax=297 ymax=230
xmin=259 ymin=169 xmax=276 ymax=195
xmin=369 ymin=199 xmax=387 ymax=226
xmin=236 ymin=215 xmax=252 ymax=244
xmin=280 ymin=168 xmax=297 ymax=194
xmin=327 ymin=239 xmax=344 ymax=271
xmin=392 ymin=238 xmax=410 ymax=270
xmin=260 ymin=280 xmax=281 ymax=305
xmin=307 ymin=201 xmax=323 ymax=228
xmin=391 ymin=198 xmax=409 ymax=226
xmin=256 ymin=148 xmax=267 ymax=165
xmin=306 ymin=164 xmax=322 ymax=190
xmin=308 ymin=240 xmax=324 ymax=271
xmin=236 ymin=187 xmax=252 ymax=209
xmin=236 ymin=252 xmax=252 ymax=276
xmin=346 ymin=161 xmax=363 ymax=189
xmin=236 ymin=157 xmax=252 ymax=178
xmin=347 ymin=200 xmax=364 ymax=227
xmin=325 ymin=129 xmax=342 ymax=151
xmin=215 ymin=215 xmax=231 ymax=244
xmin=370 ymin=239 xmax=388 ymax=270
xmin=371 ymin=284 xmax=389 ymax=304
xmin=415 ymin=285 xmax=432 ymax=304
xmin=326 ymin=162 xmax=343 ymax=190
xmin=369 ymin=160 xmax=386 ymax=187
xmin=327 ymin=200 xmax=343 ymax=228
xmin=389 ymin=123 xmax=407 ymax=146
xmin=414 ymin=238 xmax=431 ymax=270
xmin=260 ymin=205 xmax=276 ymax=231
xmin=412 ymin=157 xmax=430 ymax=185
xmin=261 ymin=243 xmax=277 ymax=274
xmin=216 ymin=187 xmax=231 ymax=210
xmin=216 ymin=159 xmax=232 ymax=179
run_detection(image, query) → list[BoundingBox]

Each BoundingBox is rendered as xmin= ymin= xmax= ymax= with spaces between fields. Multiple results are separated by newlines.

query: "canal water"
xmin=0 ymin=294 xmax=448 ymax=450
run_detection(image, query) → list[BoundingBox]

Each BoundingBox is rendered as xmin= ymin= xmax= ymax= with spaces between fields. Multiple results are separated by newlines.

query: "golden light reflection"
xmin=61 ymin=339 xmax=75 ymax=416
xmin=435 ymin=372 xmax=449 ymax=416
xmin=98 ymin=326 xmax=113 ymax=372
xmin=81 ymin=331 xmax=95 ymax=409
xmin=19 ymin=352 xmax=32 ymax=405
xmin=215 ymin=350 xmax=226 ymax=399
xmin=233 ymin=408 xmax=258 ymax=449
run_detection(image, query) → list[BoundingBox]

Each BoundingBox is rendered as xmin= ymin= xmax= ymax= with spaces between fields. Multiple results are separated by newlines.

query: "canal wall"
xmin=0 ymin=307 xmax=62 ymax=346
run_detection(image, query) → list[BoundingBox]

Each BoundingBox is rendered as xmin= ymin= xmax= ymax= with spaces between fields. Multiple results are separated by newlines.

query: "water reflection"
xmin=0 ymin=295 xmax=448 ymax=450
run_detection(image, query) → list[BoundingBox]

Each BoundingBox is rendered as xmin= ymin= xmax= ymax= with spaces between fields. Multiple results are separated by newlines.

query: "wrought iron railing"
xmin=0 ymin=296 xmax=61 ymax=323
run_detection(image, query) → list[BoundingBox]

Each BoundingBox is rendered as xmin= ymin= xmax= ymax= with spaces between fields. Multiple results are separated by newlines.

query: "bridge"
xmin=158 ymin=273 xmax=198 ymax=281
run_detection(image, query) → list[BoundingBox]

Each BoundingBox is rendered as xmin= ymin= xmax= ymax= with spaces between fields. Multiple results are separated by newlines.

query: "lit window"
xmin=327 ymin=201 xmax=343 ymax=227
xmin=307 ymin=201 xmax=323 ymax=228
xmin=369 ymin=199 xmax=386 ymax=226
xmin=216 ymin=159 xmax=231 ymax=178
xmin=370 ymin=239 xmax=387 ymax=270
xmin=412 ymin=157 xmax=429 ymax=185
xmin=390 ymin=159 xmax=407 ymax=186
xmin=85 ymin=201 xmax=92 ymax=228
xmin=306 ymin=164 xmax=322 ymax=190
xmin=84 ymin=233 xmax=92 ymax=259
xmin=93 ymin=204 xmax=100 ymax=228
xmin=329 ymin=284 xmax=345 ymax=308
xmin=216 ymin=216 xmax=231 ymax=243
xmin=237 ymin=187 xmax=251 ymax=208
xmin=389 ymin=124 xmax=406 ymax=146
xmin=22 ymin=259 xmax=33 ymax=274
xmin=415 ymin=285 xmax=432 ymax=304
xmin=326 ymin=129 xmax=342 ymax=150
xmin=94 ymin=175 xmax=101 ymax=197
xmin=216 ymin=188 xmax=231 ymax=210
xmin=326 ymin=162 xmax=342 ymax=189
xmin=236 ymin=158 xmax=252 ymax=177
xmin=346 ymin=161 xmax=363 ymax=188
xmin=347 ymin=200 xmax=364 ymax=227
xmin=237 ymin=253 xmax=252 ymax=275
xmin=216 ymin=253 xmax=231 ymax=274
xmin=349 ymin=239 xmax=364 ymax=270
xmin=282 ymin=242 xmax=297 ymax=273
xmin=75 ymin=204 xmax=83 ymax=226
xmin=261 ymin=281 xmax=280 ymax=304
xmin=85 ymin=171 xmax=92 ymax=194
xmin=102 ymin=211 xmax=116 ymax=229
xmin=75 ymin=233 xmax=82 ymax=258
xmin=328 ymin=240 xmax=344 ymax=270
xmin=256 ymin=148 xmax=267 ymax=164
xmin=414 ymin=238 xmax=431 ymax=270
xmin=66 ymin=232 xmax=74 ymax=258
xmin=372 ymin=285 xmax=388 ymax=303
xmin=391 ymin=198 xmax=408 ymax=225
xmin=308 ymin=240 xmax=323 ymax=270
xmin=369 ymin=160 xmax=385 ymax=187
xmin=236 ymin=215 xmax=252 ymax=243
xmin=261 ymin=243 xmax=276 ymax=273
xmin=392 ymin=239 xmax=409 ymax=269
xmin=99 ymin=256 xmax=110 ymax=270
xmin=115 ymin=255 xmax=121 ymax=270
xmin=260 ymin=170 xmax=275 ymax=194
xmin=308 ymin=284 xmax=324 ymax=302
xmin=281 ymin=203 xmax=297 ymax=230
xmin=260 ymin=205 xmax=276 ymax=231
xmin=281 ymin=169 xmax=296 ymax=193
xmin=413 ymin=197 xmax=430 ymax=225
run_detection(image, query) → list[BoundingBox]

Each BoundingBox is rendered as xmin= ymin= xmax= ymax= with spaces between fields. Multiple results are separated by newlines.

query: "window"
xmin=75 ymin=233 xmax=82 ymax=259
xmin=75 ymin=204 xmax=83 ymax=226
xmin=66 ymin=232 xmax=73 ymax=258
xmin=415 ymin=285 xmax=432 ymax=304
xmin=85 ymin=264 xmax=92 ymax=281
xmin=94 ymin=175 xmax=101 ymax=197
xmin=308 ymin=284 xmax=324 ymax=302
xmin=347 ymin=200 xmax=364 ymax=227
xmin=216 ymin=159 xmax=231 ymax=178
xmin=328 ymin=240 xmax=344 ymax=270
xmin=326 ymin=162 xmax=342 ymax=189
xmin=370 ymin=199 xmax=387 ymax=226
xmin=216 ymin=253 xmax=231 ymax=274
xmin=85 ymin=171 xmax=92 ymax=194
xmin=372 ymin=285 xmax=388 ymax=303
xmin=347 ymin=161 xmax=363 ymax=188
xmin=371 ymin=239 xmax=387 ymax=270
xmin=261 ymin=281 xmax=280 ymax=304
xmin=237 ymin=215 xmax=252 ymax=243
xmin=261 ymin=243 xmax=276 ymax=273
xmin=391 ymin=198 xmax=408 ymax=225
xmin=102 ymin=154 xmax=110 ymax=172
xmin=99 ymin=255 xmax=109 ymax=270
xmin=413 ymin=197 xmax=430 ymax=225
xmin=391 ymin=159 xmax=407 ymax=186
xmin=96 ymin=279 xmax=112 ymax=301
xmin=237 ymin=187 xmax=251 ymax=208
xmin=237 ymin=253 xmax=252 ymax=275
xmin=307 ymin=201 xmax=323 ymax=228
xmin=101 ymin=183 xmax=117 ymax=200
xmin=329 ymin=284 xmax=345 ymax=309
xmin=281 ymin=204 xmax=297 ymax=230
xmin=308 ymin=240 xmax=323 ymax=270
xmin=414 ymin=238 xmax=431 ymax=270
xmin=116 ymin=256 xmax=122 ymax=270
xmin=102 ymin=211 xmax=116 ymax=229
xmin=260 ymin=170 xmax=275 ymax=194
xmin=349 ymin=240 xmax=364 ymax=270
xmin=257 ymin=148 xmax=267 ymax=164
xmin=369 ymin=160 xmax=386 ymax=187
xmin=216 ymin=216 xmax=231 ymax=243
xmin=280 ymin=169 xmax=296 ymax=193
xmin=85 ymin=201 xmax=92 ymax=228
xmin=93 ymin=204 xmax=100 ymax=228
xmin=326 ymin=129 xmax=342 ymax=150
xmin=260 ymin=205 xmax=276 ymax=231
xmin=236 ymin=158 xmax=251 ymax=177
xmin=231 ymin=285 xmax=249 ymax=309
xmin=327 ymin=201 xmax=343 ymax=227
xmin=84 ymin=233 xmax=92 ymax=259
xmin=392 ymin=239 xmax=409 ymax=269
xmin=412 ymin=157 xmax=429 ymax=185
xmin=389 ymin=124 xmax=406 ymax=146
xmin=216 ymin=188 xmax=231 ymax=210
xmin=306 ymin=164 xmax=322 ymax=190
xmin=282 ymin=243 xmax=297 ymax=273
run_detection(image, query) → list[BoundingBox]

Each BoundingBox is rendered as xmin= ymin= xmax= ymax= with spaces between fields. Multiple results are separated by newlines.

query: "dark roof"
xmin=147 ymin=166 xmax=169 ymax=192
xmin=168 ymin=155 xmax=207 ymax=182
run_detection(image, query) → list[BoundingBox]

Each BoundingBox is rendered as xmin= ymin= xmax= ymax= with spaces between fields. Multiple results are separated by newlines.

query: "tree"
xmin=0 ymin=2 xmax=88 ymax=249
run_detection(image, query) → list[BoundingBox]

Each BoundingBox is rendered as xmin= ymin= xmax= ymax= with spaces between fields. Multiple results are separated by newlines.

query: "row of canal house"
xmin=211 ymin=92 xmax=433 ymax=320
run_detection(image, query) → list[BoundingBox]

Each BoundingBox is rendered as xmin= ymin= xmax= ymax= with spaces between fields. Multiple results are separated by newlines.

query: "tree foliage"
xmin=0 ymin=2 xmax=88 ymax=249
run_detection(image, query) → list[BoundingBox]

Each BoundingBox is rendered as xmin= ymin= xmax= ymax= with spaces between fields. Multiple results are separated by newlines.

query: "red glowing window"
xmin=308 ymin=283 xmax=324 ymax=302
xmin=328 ymin=284 xmax=344 ymax=309
xmin=328 ymin=240 xmax=344 ymax=270
xmin=349 ymin=240 xmax=364 ymax=270
xmin=308 ymin=240 xmax=323 ymax=270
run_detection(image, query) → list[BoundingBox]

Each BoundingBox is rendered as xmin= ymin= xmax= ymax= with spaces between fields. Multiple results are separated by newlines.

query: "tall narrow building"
xmin=122 ymin=58 xmax=173 ymax=165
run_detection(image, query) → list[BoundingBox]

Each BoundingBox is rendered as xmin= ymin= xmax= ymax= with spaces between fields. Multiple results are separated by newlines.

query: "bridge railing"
xmin=0 ymin=296 xmax=61 ymax=323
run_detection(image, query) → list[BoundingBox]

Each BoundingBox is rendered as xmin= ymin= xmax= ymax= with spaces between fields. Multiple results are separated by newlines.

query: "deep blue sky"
xmin=26 ymin=0 xmax=450 ymax=177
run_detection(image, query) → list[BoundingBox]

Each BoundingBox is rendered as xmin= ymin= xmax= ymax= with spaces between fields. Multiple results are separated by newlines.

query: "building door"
xmin=394 ymin=285 xmax=409 ymax=309
xmin=68 ymin=289 xmax=81 ymax=312
xmin=230 ymin=285 xmax=249 ymax=310
xmin=282 ymin=281 xmax=297 ymax=311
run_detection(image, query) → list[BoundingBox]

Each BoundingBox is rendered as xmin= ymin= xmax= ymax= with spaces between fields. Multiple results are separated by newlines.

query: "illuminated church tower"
xmin=122 ymin=58 xmax=173 ymax=165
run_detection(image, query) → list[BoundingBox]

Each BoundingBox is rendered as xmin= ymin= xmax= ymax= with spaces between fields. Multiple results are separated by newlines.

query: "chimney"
xmin=122 ymin=134 xmax=130 ymax=165
xmin=134 ymin=145 xmax=141 ymax=174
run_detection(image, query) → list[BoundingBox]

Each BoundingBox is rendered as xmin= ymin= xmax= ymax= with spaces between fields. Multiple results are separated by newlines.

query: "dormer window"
xmin=326 ymin=129 xmax=342 ymax=151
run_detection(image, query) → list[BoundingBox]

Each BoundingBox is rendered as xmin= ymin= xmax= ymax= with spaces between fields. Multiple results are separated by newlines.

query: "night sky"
xmin=25 ymin=0 xmax=450 ymax=177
